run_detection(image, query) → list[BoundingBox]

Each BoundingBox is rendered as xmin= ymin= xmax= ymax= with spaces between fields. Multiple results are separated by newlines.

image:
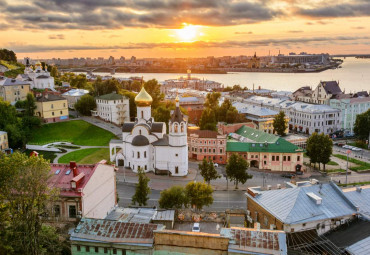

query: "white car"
xmin=352 ymin=147 xmax=362 ymax=152
xmin=214 ymin=163 xmax=219 ymax=167
xmin=192 ymin=223 xmax=200 ymax=232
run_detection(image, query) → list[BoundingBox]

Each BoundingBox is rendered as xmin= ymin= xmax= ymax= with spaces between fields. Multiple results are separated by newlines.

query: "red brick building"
xmin=188 ymin=129 xmax=227 ymax=164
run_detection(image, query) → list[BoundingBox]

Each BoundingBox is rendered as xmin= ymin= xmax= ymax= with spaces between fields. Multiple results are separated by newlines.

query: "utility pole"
xmin=346 ymin=150 xmax=350 ymax=185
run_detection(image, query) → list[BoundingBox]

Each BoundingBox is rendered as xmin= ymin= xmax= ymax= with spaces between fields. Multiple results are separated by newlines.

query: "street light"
xmin=346 ymin=149 xmax=351 ymax=185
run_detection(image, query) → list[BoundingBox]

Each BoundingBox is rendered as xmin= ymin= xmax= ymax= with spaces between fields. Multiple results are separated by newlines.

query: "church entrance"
xmin=117 ymin=159 xmax=124 ymax=166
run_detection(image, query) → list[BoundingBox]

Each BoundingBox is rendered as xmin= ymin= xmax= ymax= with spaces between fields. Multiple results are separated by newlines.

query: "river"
xmin=89 ymin=57 xmax=370 ymax=93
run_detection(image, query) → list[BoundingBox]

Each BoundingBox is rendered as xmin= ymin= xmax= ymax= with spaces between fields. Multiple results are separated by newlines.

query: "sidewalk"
xmin=81 ymin=116 xmax=122 ymax=138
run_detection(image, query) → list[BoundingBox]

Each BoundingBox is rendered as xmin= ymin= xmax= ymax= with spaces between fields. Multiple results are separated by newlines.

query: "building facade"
xmin=227 ymin=126 xmax=304 ymax=172
xmin=0 ymin=77 xmax=31 ymax=105
xmin=311 ymin=81 xmax=342 ymax=104
xmin=110 ymin=87 xmax=188 ymax=176
xmin=17 ymin=58 xmax=55 ymax=90
xmin=47 ymin=161 xmax=116 ymax=222
xmin=330 ymin=96 xmax=370 ymax=132
xmin=188 ymin=129 xmax=227 ymax=164
xmin=0 ymin=131 xmax=8 ymax=151
xmin=35 ymin=94 xmax=69 ymax=123
xmin=93 ymin=92 xmax=130 ymax=125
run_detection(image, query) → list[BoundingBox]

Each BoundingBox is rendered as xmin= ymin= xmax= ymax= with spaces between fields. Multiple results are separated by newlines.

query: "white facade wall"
xmin=82 ymin=164 xmax=116 ymax=219
xmin=96 ymin=98 xmax=130 ymax=125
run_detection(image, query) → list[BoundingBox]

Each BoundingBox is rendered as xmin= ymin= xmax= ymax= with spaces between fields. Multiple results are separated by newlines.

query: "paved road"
xmin=117 ymin=183 xmax=246 ymax=211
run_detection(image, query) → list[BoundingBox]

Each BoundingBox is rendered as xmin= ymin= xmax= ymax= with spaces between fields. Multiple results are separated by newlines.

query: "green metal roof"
xmin=97 ymin=92 xmax=125 ymax=100
xmin=227 ymin=126 xmax=303 ymax=153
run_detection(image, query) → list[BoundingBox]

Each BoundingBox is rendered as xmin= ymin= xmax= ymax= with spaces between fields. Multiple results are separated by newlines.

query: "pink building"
xmin=47 ymin=161 xmax=117 ymax=222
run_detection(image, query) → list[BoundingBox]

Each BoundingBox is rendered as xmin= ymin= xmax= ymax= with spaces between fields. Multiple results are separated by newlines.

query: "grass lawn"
xmin=327 ymin=161 xmax=339 ymax=166
xmin=24 ymin=149 xmax=57 ymax=162
xmin=58 ymin=148 xmax=109 ymax=164
xmin=338 ymin=181 xmax=370 ymax=187
xmin=333 ymin=154 xmax=370 ymax=171
xmin=326 ymin=169 xmax=346 ymax=173
xmin=29 ymin=120 xmax=116 ymax=146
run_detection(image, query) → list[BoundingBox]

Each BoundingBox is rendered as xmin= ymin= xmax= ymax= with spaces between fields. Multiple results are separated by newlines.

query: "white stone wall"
xmin=96 ymin=98 xmax=130 ymax=125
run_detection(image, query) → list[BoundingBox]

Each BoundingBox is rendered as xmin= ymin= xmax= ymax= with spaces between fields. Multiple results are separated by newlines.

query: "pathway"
xmin=81 ymin=116 xmax=122 ymax=138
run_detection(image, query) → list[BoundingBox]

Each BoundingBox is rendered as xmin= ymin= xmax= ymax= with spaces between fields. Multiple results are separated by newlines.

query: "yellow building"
xmin=0 ymin=77 xmax=31 ymax=105
xmin=0 ymin=131 xmax=9 ymax=151
xmin=248 ymin=52 xmax=260 ymax=68
xmin=36 ymin=94 xmax=69 ymax=123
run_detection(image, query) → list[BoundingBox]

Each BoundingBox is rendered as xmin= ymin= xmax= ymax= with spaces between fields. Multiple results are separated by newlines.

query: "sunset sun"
xmin=176 ymin=24 xmax=198 ymax=42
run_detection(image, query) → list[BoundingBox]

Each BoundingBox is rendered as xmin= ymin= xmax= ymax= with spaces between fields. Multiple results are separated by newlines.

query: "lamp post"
xmin=346 ymin=149 xmax=350 ymax=185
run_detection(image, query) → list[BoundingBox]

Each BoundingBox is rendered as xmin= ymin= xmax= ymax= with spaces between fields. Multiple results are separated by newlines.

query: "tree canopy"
xmin=132 ymin=167 xmax=151 ymax=206
xmin=273 ymin=111 xmax=288 ymax=136
xmin=226 ymin=153 xmax=252 ymax=189
xmin=354 ymin=109 xmax=370 ymax=141
xmin=75 ymin=94 xmax=96 ymax=116
xmin=199 ymin=158 xmax=220 ymax=184
xmin=0 ymin=49 xmax=17 ymax=62
xmin=158 ymin=186 xmax=188 ymax=209
xmin=306 ymin=132 xmax=333 ymax=171
xmin=144 ymin=79 xmax=164 ymax=109
xmin=185 ymin=181 xmax=214 ymax=210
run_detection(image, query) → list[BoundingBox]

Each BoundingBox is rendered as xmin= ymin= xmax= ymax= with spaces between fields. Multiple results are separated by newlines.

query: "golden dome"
xmin=175 ymin=95 xmax=180 ymax=103
xmin=135 ymin=86 xmax=152 ymax=107
xmin=35 ymin=61 xmax=42 ymax=66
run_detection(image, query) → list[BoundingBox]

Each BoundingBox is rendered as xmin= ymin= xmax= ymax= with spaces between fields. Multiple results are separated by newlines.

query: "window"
xmin=77 ymin=245 xmax=81 ymax=251
xmin=52 ymin=112 xmax=55 ymax=116
xmin=60 ymin=111 xmax=63 ymax=114
xmin=251 ymin=155 xmax=254 ymax=159
xmin=264 ymin=216 xmax=268 ymax=226
xmin=144 ymin=151 xmax=146 ymax=158
xmin=220 ymin=149 xmax=223 ymax=153
xmin=139 ymin=130 xmax=142 ymax=135
xmin=54 ymin=205 xmax=60 ymax=217
xmin=200 ymin=149 xmax=202 ymax=153
xmin=297 ymin=156 xmax=300 ymax=161
xmin=283 ymin=156 xmax=286 ymax=161
xmin=51 ymin=104 xmax=54 ymax=109
xmin=288 ymin=156 xmax=291 ymax=161
xmin=276 ymin=156 xmax=280 ymax=161
xmin=264 ymin=155 xmax=267 ymax=159
xmin=86 ymin=246 xmax=90 ymax=252
xmin=141 ymin=111 xmax=144 ymax=118
xmin=95 ymin=247 xmax=99 ymax=253
xmin=175 ymin=166 xmax=179 ymax=174
xmin=175 ymin=153 xmax=178 ymax=157
xmin=69 ymin=205 xmax=76 ymax=218
xmin=213 ymin=149 xmax=215 ymax=153
xmin=104 ymin=247 xmax=108 ymax=253
xmin=113 ymin=249 xmax=117 ymax=254
xmin=137 ymin=152 xmax=140 ymax=158
xmin=63 ymin=103 xmax=66 ymax=107
xmin=272 ymin=156 xmax=275 ymax=161
xmin=145 ymin=165 xmax=147 ymax=170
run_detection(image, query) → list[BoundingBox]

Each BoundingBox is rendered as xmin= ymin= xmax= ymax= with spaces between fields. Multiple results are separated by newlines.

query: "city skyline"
xmin=0 ymin=0 xmax=369 ymax=59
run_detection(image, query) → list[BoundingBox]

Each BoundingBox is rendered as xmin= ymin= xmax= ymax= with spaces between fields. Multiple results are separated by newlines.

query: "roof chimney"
xmin=70 ymin=161 xmax=78 ymax=176
xmin=356 ymin=187 xmax=362 ymax=193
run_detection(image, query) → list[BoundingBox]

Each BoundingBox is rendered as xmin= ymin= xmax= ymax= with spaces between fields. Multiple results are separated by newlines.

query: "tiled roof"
xmin=71 ymin=218 xmax=162 ymax=244
xmin=220 ymin=227 xmax=287 ymax=254
xmin=122 ymin=123 xmax=135 ymax=132
xmin=321 ymin=81 xmax=342 ymax=95
xmin=247 ymin=182 xmax=358 ymax=224
xmin=170 ymin=106 xmax=185 ymax=123
xmin=37 ymin=94 xmax=66 ymax=102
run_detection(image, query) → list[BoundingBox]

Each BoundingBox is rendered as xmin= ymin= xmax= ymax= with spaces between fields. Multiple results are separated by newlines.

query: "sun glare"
xmin=176 ymin=24 xmax=198 ymax=42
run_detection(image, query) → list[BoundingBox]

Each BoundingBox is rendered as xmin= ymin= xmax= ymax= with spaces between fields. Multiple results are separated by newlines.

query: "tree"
xmin=273 ymin=111 xmax=287 ymax=136
xmin=144 ymin=79 xmax=164 ymax=109
xmin=152 ymin=105 xmax=171 ymax=124
xmin=226 ymin=153 xmax=252 ymax=189
xmin=50 ymin=66 xmax=59 ymax=78
xmin=199 ymin=108 xmax=217 ymax=131
xmin=132 ymin=167 xmax=151 ymax=206
xmin=318 ymin=133 xmax=333 ymax=171
xmin=185 ymin=181 xmax=213 ymax=210
xmin=199 ymin=158 xmax=220 ymax=185
xmin=158 ymin=186 xmax=188 ymax=209
xmin=204 ymin=92 xmax=221 ymax=110
xmin=70 ymin=74 xmax=88 ymax=89
xmin=306 ymin=132 xmax=321 ymax=169
xmin=24 ymin=93 xmax=37 ymax=117
xmin=75 ymin=94 xmax=97 ymax=116
xmin=120 ymin=89 xmax=137 ymax=120
xmin=0 ymin=152 xmax=59 ymax=255
xmin=354 ymin=109 xmax=370 ymax=141
xmin=93 ymin=77 xmax=119 ymax=96
xmin=0 ymin=48 xmax=17 ymax=62
xmin=0 ymin=99 xmax=25 ymax=148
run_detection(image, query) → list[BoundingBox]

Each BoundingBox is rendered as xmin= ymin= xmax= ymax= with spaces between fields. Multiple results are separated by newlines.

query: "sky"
xmin=0 ymin=0 xmax=369 ymax=59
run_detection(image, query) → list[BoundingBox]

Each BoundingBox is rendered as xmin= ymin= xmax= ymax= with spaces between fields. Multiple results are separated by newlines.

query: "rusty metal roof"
xmin=220 ymin=227 xmax=287 ymax=255
xmin=71 ymin=218 xmax=163 ymax=244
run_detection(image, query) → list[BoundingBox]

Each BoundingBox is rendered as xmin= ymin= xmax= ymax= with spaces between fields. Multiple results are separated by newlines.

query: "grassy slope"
xmin=58 ymin=148 xmax=109 ymax=164
xmin=29 ymin=120 xmax=116 ymax=146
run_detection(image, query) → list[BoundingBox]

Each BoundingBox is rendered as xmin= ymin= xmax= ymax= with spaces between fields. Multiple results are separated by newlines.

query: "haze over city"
xmin=1 ymin=0 xmax=369 ymax=59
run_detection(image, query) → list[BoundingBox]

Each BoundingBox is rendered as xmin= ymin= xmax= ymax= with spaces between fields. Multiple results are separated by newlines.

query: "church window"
xmin=144 ymin=151 xmax=146 ymax=158
xmin=139 ymin=130 xmax=142 ymax=135
xmin=137 ymin=152 xmax=140 ymax=158
xmin=141 ymin=111 xmax=144 ymax=118
xmin=174 ymin=124 xmax=178 ymax=133
xmin=175 ymin=167 xmax=179 ymax=174
xmin=181 ymin=124 xmax=184 ymax=133
xmin=175 ymin=154 xmax=178 ymax=157
xmin=145 ymin=165 xmax=147 ymax=170
xmin=132 ymin=151 xmax=134 ymax=157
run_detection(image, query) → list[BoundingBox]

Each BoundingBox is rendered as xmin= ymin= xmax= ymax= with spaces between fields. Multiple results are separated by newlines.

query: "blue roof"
xmin=247 ymin=182 xmax=358 ymax=224
xmin=343 ymin=186 xmax=370 ymax=220
xmin=346 ymin=236 xmax=370 ymax=255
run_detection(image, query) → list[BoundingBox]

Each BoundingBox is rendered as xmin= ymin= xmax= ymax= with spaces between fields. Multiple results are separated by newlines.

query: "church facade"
xmin=17 ymin=58 xmax=55 ymax=90
xmin=110 ymin=87 xmax=188 ymax=176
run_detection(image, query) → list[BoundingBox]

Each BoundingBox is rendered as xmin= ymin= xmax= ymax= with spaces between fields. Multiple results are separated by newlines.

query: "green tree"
xmin=199 ymin=158 xmax=220 ymax=185
xmin=50 ymin=66 xmax=59 ymax=78
xmin=93 ymin=77 xmax=119 ymax=96
xmin=185 ymin=181 xmax=214 ymax=210
xmin=273 ymin=111 xmax=287 ymax=136
xmin=199 ymin=108 xmax=217 ymax=131
xmin=24 ymin=93 xmax=37 ymax=117
xmin=144 ymin=79 xmax=164 ymax=109
xmin=74 ymin=94 xmax=97 ymax=116
xmin=131 ymin=80 xmax=142 ymax=92
xmin=152 ymin=105 xmax=171 ymax=125
xmin=318 ymin=133 xmax=333 ymax=172
xmin=306 ymin=132 xmax=321 ymax=169
xmin=0 ymin=48 xmax=17 ymax=62
xmin=132 ymin=167 xmax=151 ymax=206
xmin=0 ymin=152 xmax=59 ymax=255
xmin=226 ymin=153 xmax=252 ymax=189
xmin=158 ymin=186 xmax=188 ymax=209
xmin=0 ymin=99 xmax=25 ymax=148
xmin=354 ymin=109 xmax=370 ymax=141
xmin=120 ymin=89 xmax=137 ymax=120
xmin=71 ymin=74 xmax=88 ymax=89
xmin=204 ymin=92 xmax=221 ymax=110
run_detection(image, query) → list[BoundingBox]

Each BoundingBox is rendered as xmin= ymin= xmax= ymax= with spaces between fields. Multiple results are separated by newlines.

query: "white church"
xmin=110 ymin=86 xmax=188 ymax=176
xmin=17 ymin=58 xmax=55 ymax=90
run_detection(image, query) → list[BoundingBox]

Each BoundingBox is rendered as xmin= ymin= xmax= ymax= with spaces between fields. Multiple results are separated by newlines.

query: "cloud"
xmin=0 ymin=0 xmax=281 ymax=30
xmin=296 ymin=2 xmax=370 ymax=18
xmin=48 ymin=34 xmax=65 ymax=39
xmin=288 ymin=30 xmax=303 ymax=33
xmin=352 ymin=26 xmax=365 ymax=29
xmin=7 ymin=36 xmax=370 ymax=52
xmin=235 ymin=31 xmax=253 ymax=34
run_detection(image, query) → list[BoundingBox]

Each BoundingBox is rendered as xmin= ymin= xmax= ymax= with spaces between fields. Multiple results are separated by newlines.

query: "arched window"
xmin=137 ymin=151 xmax=140 ymax=158
xmin=144 ymin=151 xmax=147 ymax=158
xmin=139 ymin=130 xmax=142 ymax=135
xmin=141 ymin=111 xmax=144 ymax=119
xmin=181 ymin=124 xmax=184 ymax=133
xmin=174 ymin=124 xmax=178 ymax=133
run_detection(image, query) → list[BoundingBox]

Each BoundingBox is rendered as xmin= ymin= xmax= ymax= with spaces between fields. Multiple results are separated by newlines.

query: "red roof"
xmin=48 ymin=162 xmax=101 ymax=197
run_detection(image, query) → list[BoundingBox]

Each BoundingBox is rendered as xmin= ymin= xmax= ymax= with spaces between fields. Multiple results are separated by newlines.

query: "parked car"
xmin=281 ymin=173 xmax=296 ymax=178
xmin=214 ymin=163 xmax=219 ymax=167
xmin=296 ymin=171 xmax=303 ymax=175
xmin=192 ymin=223 xmax=200 ymax=232
xmin=352 ymin=147 xmax=362 ymax=152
